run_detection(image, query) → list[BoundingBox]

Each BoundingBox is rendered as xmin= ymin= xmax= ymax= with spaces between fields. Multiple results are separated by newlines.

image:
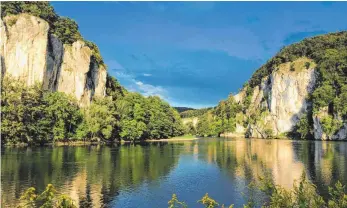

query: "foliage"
xmin=1 ymin=2 xmax=58 ymax=24
xmin=106 ymin=74 xmax=126 ymax=101
xmin=184 ymin=121 xmax=196 ymax=135
xmin=195 ymin=94 xmax=242 ymax=137
xmin=1 ymin=76 xmax=82 ymax=145
xmin=198 ymin=193 xmax=220 ymax=208
xmin=53 ymin=17 xmax=82 ymax=44
xmin=180 ymin=107 xmax=213 ymax=118
xmin=168 ymin=194 xmax=188 ymax=208
xmin=321 ymin=115 xmax=343 ymax=137
xmin=167 ymin=172 xmax=347 ymax=208
xmin=85 ymin=40 xmax=105 ymax=67
xmin=43 ymin=92 xmax=82 ymax=141
xmin=295 ymin=113 xmax=312 ymax=139
xmin=78 ymin=97 xmax=118 ymax=141
xmin=18 ymin=184 xmax=76 ymax=208
xmin=1 ymin=76 xmax=184 ymax=144
xmin=328 ymin=181 xmax=347 ymax=208
xmin=174 ymin=107 xmax=195 ymax=113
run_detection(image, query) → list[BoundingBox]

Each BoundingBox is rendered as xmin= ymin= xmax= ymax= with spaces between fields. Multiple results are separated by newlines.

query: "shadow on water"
xmin=1 ymin=138 xmax=346 ymax=207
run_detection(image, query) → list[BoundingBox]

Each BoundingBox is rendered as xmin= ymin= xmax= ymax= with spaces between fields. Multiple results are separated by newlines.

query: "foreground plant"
xmin=18 ymin=184 xmax=76 ymax=208
xmin=168 ymin=172 xmax=347 ymax=208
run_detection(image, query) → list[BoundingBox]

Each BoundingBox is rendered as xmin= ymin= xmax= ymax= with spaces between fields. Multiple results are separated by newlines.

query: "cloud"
xmin=111 ymin=69 xmax=168 ymax=99
xmin=143 ymin=73 xmax=152 ymax=77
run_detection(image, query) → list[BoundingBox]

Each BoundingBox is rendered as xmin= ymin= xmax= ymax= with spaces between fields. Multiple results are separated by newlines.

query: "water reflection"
xmin=1 ymin=138 xmax=346 ymax=207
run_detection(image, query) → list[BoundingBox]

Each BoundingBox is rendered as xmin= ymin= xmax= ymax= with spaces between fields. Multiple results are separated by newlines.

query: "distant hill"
xmin=174 ymin=107 xmax=195 ymax=113
xmin=180 ymin=107 xmax=213 ymax=118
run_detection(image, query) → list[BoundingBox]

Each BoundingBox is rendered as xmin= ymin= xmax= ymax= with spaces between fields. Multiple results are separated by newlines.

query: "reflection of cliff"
xmin=1 ymin=144 xmax=181 ymax=207
xmin=188 ymin=138 xmax=347 ymax=192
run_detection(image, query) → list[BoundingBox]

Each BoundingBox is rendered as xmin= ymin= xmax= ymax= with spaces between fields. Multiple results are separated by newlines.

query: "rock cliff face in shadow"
xmin=0 ymin=14 xmax=106 ymax=106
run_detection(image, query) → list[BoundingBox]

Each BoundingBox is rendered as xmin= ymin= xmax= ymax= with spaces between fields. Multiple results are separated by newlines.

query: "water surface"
xmin=2 ymin=138 xmax=347 ymax=207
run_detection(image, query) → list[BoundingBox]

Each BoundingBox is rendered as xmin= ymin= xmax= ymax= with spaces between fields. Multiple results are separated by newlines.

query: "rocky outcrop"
xmin=313 ymin=107 xmax=347 ymax=140
xmin=0 ymin=14 xmax=106 ymax=105
xmin=1 ymin=14 xmax=49 ymax=86
xmin=237 ymin=58 xmax=317 ymax=138
xmin=269 ymin=60 xmax=316 ymax=134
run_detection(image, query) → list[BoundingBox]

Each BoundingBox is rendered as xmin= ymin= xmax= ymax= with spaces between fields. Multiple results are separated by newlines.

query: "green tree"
xmin=53 ymin=17 xmax=82 ymax=44
xmin=43 ymin=92 xmax=82 ymax=141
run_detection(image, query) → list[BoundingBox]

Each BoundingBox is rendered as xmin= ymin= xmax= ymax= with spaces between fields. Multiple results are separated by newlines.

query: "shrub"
xmin=19 ymin=184 xmax=76 ymax=208
xmin=52 ymin=17 xmax=82 ymax=44
xmin=305 ymin=62 xmax=311 ymax=69
xmin=290 ymin=63 xmax=295 ymax=71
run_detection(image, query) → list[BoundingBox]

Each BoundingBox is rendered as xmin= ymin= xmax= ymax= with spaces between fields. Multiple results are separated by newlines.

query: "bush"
xmin=290 ymin=63 xmax=295 ymax=71
xmin=19 ymin=184 xmax=76 ymax=208
xmin=53 ymin=17 xmax=82 ymax=44
xmin=167 ymin=172 xmax=347 ymax=208
xmin=85 ymin=40 xmax=105 ymax=66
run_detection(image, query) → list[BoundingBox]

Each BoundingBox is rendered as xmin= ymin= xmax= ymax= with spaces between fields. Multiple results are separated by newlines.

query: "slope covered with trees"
xmin=1 ymin=75 xmax=184 ymax=145
xmin=192 ymin=31 xmax=347 ymax=139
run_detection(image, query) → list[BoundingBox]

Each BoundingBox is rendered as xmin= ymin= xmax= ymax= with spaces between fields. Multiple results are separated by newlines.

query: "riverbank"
xmin=2 ymin=135 xmax=200 ymax=146
xmin=146 ymin=135 xmax=199 ymax=142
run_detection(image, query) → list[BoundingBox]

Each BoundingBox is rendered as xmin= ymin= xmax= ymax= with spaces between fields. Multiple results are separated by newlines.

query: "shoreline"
xmin=2 ymin=136 xmax=200 ymax=147
xmin=146 ymin=137 xmax=199 ymax=142
xmin=4 ymin=136 xmax=346 ymax=147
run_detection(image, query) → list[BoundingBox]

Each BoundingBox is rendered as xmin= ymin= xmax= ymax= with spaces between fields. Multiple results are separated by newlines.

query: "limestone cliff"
xmin=0 ymin=14 xmax=106 ymax=105
xmin=235 ymin=58 xmax=317 ymax=138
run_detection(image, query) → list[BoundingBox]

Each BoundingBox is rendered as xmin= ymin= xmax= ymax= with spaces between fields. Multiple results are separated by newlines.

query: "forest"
xmin=1 ymin=75 xmax=184 ymax=145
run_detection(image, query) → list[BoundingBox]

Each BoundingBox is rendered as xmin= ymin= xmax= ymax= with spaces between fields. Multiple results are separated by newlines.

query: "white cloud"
xmin=113 ymin=71 xmax=168 ymax=99
xmin=143 ymin=73 xmax=152 ymax=77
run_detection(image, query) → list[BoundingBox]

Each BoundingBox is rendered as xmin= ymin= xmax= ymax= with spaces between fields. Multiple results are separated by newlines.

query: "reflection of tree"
xmin=1 ymin=143 xmax=181 ymax=207
xmin=292 ymin=141 xmax=347 ymax=200
xmin=190 ymin=138 xmax=347 ymax=201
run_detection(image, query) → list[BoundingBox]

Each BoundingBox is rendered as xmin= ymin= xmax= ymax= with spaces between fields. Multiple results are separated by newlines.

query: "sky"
xmin=51 ymin=2 xmax=347 ymax=108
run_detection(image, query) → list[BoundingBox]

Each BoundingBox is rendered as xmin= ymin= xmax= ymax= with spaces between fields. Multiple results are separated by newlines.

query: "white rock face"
xmin=1 ymin=14 xmax=49 ymax=86
xmin=58 ymin=41 xmax=92 ymax=105
xmin=1 ymin=14 xmax=107 ymax=106
xmin=269 ymin=67 xmax=316 ymax=133
xmin=238 ymin=59 xmax=317 ymax=137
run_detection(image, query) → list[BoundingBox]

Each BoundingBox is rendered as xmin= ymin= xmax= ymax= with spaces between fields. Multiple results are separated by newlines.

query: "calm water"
xmin=1 ymin=138 xmax=347 ymax=207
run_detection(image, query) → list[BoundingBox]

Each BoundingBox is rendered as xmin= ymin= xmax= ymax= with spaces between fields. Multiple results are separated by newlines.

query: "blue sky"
xmin=52 ymin=2 xmax=347 ymax=108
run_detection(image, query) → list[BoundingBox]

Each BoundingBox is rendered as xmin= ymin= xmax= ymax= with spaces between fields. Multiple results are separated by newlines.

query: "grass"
xmin=277 ymin=57 xmax=317 ymax=74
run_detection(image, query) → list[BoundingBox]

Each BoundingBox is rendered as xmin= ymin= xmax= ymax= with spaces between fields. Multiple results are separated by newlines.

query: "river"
xmin=1 ymin=138 xmax=347 ymax=207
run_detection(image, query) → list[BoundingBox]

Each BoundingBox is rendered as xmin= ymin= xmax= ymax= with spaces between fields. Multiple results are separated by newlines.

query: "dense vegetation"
xmin=180 ymin=107 xmax=213 ymax=118
xmin=1 ymin=2 xmax=105 ymax=66
xmin=18 ymin=184 xmax=76 ymax=208
xmin=174 ymin=107 xmax=195 ymax=113
xmin=1 ymin=76 xmax=184 ymax=145
xmin=184 ymin=94 xmax=241 ymax=137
